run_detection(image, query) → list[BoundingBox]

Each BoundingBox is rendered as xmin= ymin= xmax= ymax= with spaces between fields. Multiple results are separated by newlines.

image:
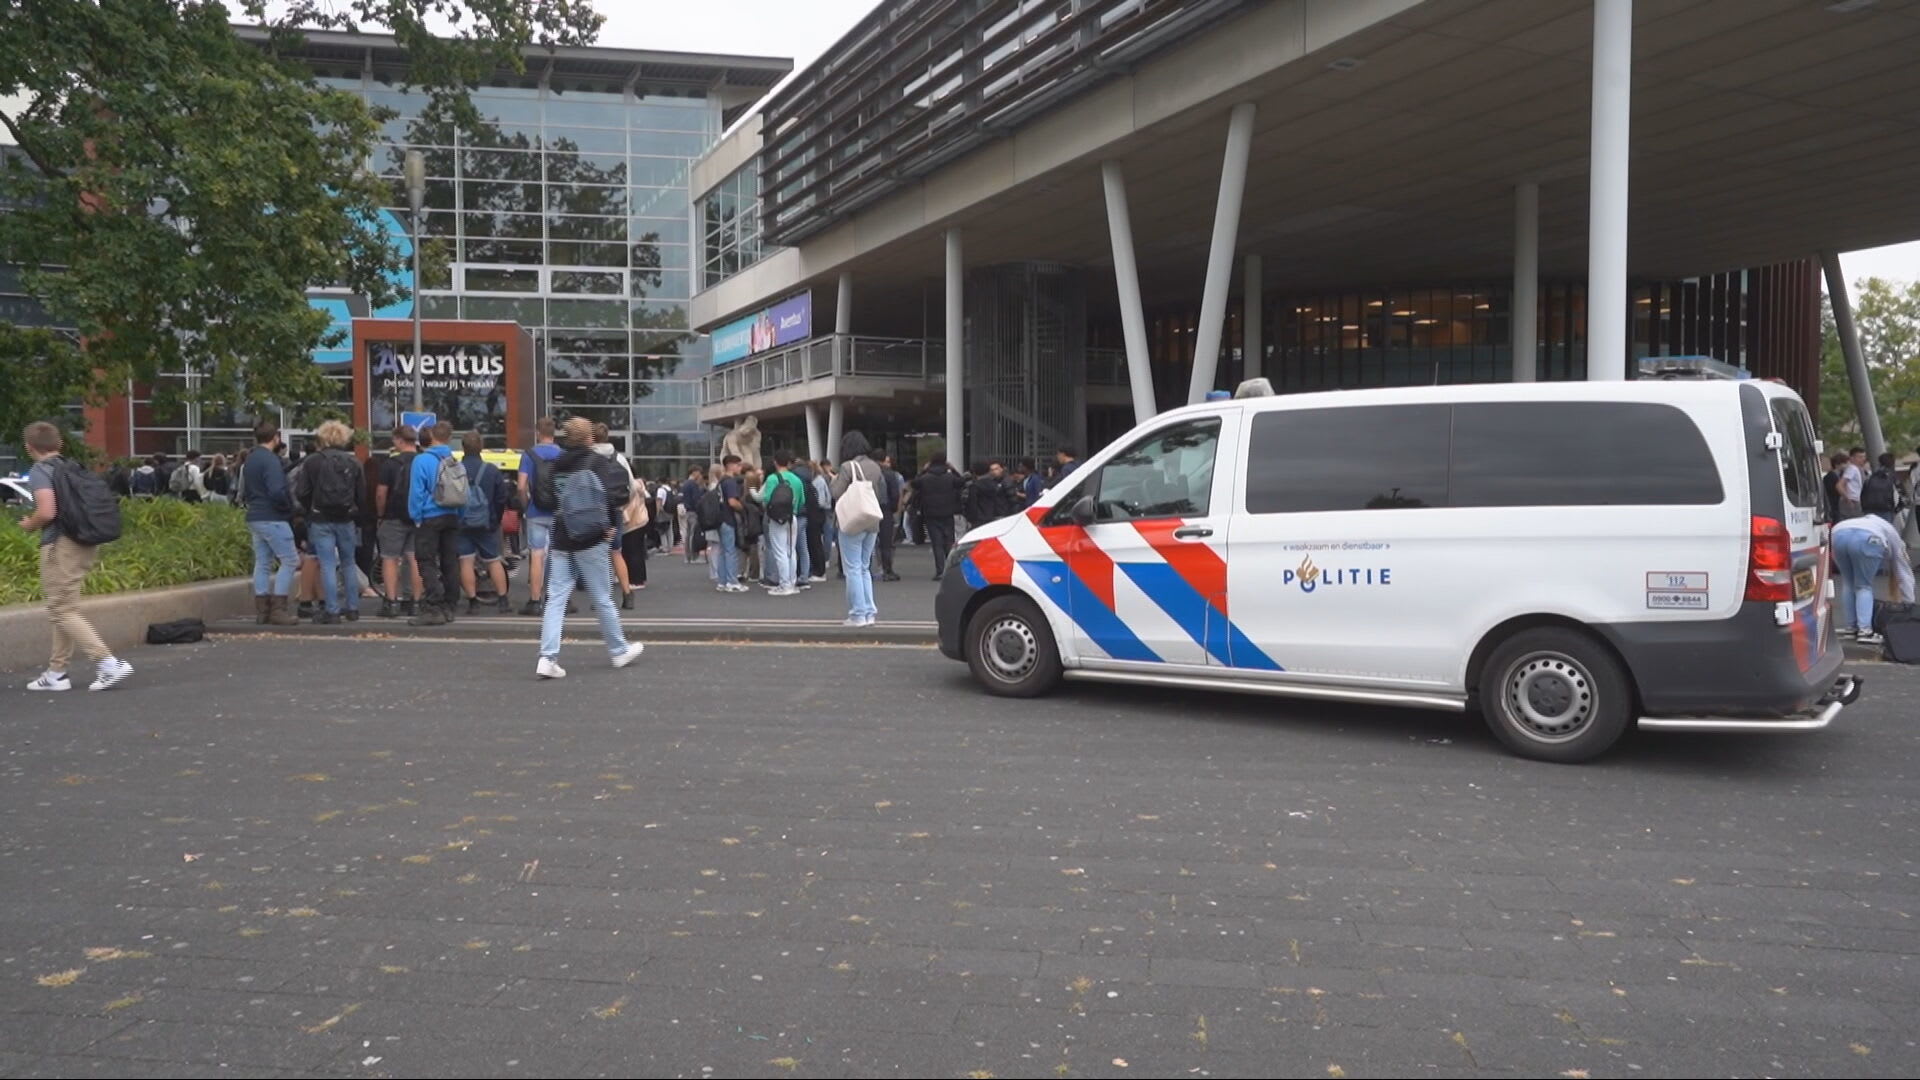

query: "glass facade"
xmin=700 ymin=160 xmax=769 ymax=289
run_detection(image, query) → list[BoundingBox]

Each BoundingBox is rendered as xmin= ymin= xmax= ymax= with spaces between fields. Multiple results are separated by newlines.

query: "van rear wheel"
xmin=1478 ymin=628 xmax=1632 ymax=763
xmin=967 ymin=595 xmax=1063 ymax=698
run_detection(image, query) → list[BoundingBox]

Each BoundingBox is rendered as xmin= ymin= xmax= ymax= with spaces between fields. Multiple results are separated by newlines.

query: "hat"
xmin=559 ymin=417 xmax=594 ymax=447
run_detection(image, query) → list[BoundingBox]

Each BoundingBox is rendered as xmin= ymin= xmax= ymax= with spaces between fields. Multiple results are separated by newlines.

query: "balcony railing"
xmin=702 ymin=334 xmax=944 ymax=408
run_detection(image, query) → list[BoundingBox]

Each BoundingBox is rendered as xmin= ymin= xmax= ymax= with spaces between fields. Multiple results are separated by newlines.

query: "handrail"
xmin=701 ymin=333 xmax=946 ymax=408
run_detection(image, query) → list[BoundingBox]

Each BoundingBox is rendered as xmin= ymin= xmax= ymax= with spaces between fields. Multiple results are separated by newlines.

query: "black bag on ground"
xmin=1874 ymin=602 xmax=1920 ymax=664
xmin=51 ymin=459 xmax=123 ymax=546
xmin=146 ymin=618 xmax=205 ymax=645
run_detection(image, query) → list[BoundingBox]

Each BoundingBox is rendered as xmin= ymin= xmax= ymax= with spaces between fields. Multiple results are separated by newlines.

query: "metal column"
xmin=1187 ymin=102 xmax=1257 ymax=404
xmin=834 ymin=270 xmax=853 ymax=373
xmin=1513 ymin=182 xmax=1539 ymax=382
xmin=1101 ymin=160 xmax=1158 ymax=424
xmin=827 ymin=398 xmax=845 ymax=464
xmin=945 ymin=228 xmax=964 ymax=468
xmin=1821 ymin=251 xmax=1886 ymax=462
xmin=1243 ymin=253 xmax=1263 ymax=383
xmin=805 ymin=403 xmax=825 ymax=466
xmin=1585 ymin=0 xmax=1632 ymax=381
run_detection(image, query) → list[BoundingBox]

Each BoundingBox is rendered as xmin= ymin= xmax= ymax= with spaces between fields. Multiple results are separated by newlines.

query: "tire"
xmin=1477 ymin=627 xmax=1633 ymax=763
xmin=966 ymin=594 xmax=1063 ymax=698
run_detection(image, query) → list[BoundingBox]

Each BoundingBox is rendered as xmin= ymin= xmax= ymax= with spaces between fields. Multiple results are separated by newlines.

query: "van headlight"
xmin=946 ymin=541 xmax=975 ymax=573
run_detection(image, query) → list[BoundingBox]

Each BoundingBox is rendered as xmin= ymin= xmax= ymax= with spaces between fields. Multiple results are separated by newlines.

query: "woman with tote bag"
xmin=829 ymin=432 xmax=884 ymax=626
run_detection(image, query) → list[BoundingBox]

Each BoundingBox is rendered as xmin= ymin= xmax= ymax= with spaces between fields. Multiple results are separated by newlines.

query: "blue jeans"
xmin=795 ymin=518 xmax=811 ymax=580
xmin=715 ymin=522 xmax=740 ymax=586
xmin=309 ymin=520 xmax=359 ymax=614
xmin=841 ymin=528 xmax=877 ymax=619
xmin=249 ymin=521 xmax=298 ymax=596
xmin=767 ymin=518 xmax=796 ymax=589
xmin=1834 ymin=527 xmax=1888 ymax=633
xmin=539 ymin=543 xmax=629 ymax=661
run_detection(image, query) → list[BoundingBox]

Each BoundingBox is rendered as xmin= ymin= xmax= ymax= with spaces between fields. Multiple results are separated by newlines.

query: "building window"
xmin=699 ymin=159 xmax=768 ymax=289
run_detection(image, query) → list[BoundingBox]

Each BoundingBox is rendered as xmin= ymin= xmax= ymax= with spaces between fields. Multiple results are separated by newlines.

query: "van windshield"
xmin=1769 ymin=397 xmax=1821 ymax=511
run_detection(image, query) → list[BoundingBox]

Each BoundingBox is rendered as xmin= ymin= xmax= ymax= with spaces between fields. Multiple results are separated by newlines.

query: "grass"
xmin=1 ymin=497 xmax=252 ymax=606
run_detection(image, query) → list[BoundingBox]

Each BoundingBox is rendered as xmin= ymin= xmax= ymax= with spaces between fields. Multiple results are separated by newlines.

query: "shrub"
xmin=1 ymin=498 xmax=253 ymax=606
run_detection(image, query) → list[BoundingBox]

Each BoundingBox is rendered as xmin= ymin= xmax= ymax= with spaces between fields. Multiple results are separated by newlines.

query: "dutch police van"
xmin=934 ymin=378 xmax=1860 ymax=763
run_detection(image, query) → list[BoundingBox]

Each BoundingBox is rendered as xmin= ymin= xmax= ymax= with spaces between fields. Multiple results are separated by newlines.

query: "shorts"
xmin=525 ymin=516 xmax=552 ymax=552
xmin=458 ymin=527 xmax=501 ymax=562
xmin=377 ymin=519 xmax=415 ymax=560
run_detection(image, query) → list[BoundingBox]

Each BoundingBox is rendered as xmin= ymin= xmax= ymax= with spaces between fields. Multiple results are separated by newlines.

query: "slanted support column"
xmin=805 ymin=402 xmax=824 ymax=465
xmin=1101 ymin=160 xmax=1158 ymax=423
xmin=834 ymin=270 xmax=852 ymax=374
xmin=827 ymin=398 xmax=845 ymax=464
xmin=1513 ymin=181 xmax=1540 ymax=381
xmin=1187 ymin=102 xmax=1256 ymax=404
xmin=945 ymin=227 xmax=964 ymax=468
xmin=1821 ymin=251 xmax=1886 ymax=462
xmin=1585 ymin=0 xmax=1632 ymax=380
xmin=1243 ymin=253 xmax=1263 ymax=383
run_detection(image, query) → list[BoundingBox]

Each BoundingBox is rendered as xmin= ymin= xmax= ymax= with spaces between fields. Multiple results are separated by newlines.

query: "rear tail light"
xmin=1745 ymin=515 xmax=1793 ymax=603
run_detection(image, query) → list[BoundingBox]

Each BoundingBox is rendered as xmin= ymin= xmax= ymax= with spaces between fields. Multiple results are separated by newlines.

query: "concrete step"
xmin=211 ymin=613 xmax=937 ymax=646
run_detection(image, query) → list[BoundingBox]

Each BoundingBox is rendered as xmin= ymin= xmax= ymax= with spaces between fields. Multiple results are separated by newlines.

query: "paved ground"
xmin=1 ymin=637 xmax=1916 ymax=1079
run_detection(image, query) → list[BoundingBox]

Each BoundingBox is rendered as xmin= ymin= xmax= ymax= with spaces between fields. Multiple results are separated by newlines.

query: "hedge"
xmin=1 ymin=498 xmax=252 ymax=606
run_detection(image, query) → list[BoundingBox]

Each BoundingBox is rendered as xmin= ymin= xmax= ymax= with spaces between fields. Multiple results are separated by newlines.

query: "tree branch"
xmin=0 ymin=109 xmax=66 ymax=180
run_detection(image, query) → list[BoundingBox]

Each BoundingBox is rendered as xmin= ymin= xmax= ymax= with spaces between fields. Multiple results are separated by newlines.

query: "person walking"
xmin=910 ymin=452 xmax=966 ymax=579
xmin=533 ymin=417 xmax=645 ymax=679
xmin=456 ymin=430 xmax=512 ymax=616
xmin=761 ymin=451 xmax=807 ymax=596
xmin=1832 ymin=510 xmax=1915 ymax=646
xmin=376 ymin=425 xmax=423 ymax=618
xmin=242 ymin=421 xmax=300 ymax=626
xmin=18 ymin=421 xmax=134 ymax=692
xmin=806 ymin=460 xmax=832 ymax=582
xmin=294 ymin=420 xmax=364 ymax=624
xmin=877 ymin=452 xmax=904 ymax=582
xmin=518 ymin=418 xmax=565 ymax=616
xmin=830 ymin=432 xmax=884 ymax=626
xmin=407 ymin=421 xmax=464 ymax=627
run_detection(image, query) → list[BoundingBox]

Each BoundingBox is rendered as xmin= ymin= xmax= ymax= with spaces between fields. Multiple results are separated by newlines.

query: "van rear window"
xmin=1768 ymin=397 xmax=1821 ymax=510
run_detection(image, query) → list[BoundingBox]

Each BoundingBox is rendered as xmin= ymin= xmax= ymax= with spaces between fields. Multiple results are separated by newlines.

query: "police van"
xmin=934 ymin=379 xmax=1860 ymax=762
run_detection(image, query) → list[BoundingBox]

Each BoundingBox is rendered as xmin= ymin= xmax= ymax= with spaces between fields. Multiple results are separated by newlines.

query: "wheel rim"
xmin=980 ymin=615 xmax=1039 ymax=684
xmin=1502 ymin=652 xmax=1596 ymax=743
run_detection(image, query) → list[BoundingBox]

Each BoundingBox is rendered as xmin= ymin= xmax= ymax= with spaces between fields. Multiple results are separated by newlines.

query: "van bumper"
xmin=935 ymin=569 xmax=974 ymax=661
xmin=1638 ymin=675 xmax=1861 ymax=733
xmin=1602 ymin=603 xmax=1848 ymax=720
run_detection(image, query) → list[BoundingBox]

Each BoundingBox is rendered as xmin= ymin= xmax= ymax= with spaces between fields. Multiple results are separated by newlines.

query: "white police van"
xmin=935 ymin=379 xmax=1859 ymax=762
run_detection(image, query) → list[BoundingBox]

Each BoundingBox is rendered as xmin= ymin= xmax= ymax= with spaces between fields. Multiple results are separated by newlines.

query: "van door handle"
xmin=1173 ymin=526 xmax=1213 ymax=539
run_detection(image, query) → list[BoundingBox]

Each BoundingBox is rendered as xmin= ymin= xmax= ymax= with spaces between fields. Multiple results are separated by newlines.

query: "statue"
xmin=721 ymin=414 xmax=763 ymax=469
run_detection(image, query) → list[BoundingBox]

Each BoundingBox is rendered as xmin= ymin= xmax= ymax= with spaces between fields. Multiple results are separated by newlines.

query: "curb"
xmin=0 ymin=577 xmax=253 ymax=666
xmin=210 ymin=615 xmax=938 ymax=646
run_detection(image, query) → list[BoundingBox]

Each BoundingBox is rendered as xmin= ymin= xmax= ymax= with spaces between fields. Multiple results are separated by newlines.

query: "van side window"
xmin=1087 ymin=418 xmax=1222 ymax=522
xmin=1767 ymin=398 xmax=1821 ymax=510
xmin=1451 ymin=402 xmax=1723 ymax=506
xmin=1244 ymin=405 xmax=1450 ymax=513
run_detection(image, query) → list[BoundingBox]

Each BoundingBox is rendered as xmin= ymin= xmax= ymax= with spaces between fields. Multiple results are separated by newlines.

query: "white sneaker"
xmin=1857 ymin=631 xmax=1885 ymax=647
xmin=611 ymin=643 xmax=645 ymax=669
xmin=728 ymin=583 xmax=751 ymax=593
xmin=88 ymin=658 xmax=133 ymax=692
xmin=842 ymin=616 xmax=863 ymax=627
xmin=27 ymin=671 xmax=71 ymax=692
xmin=1837 ymin=626 xmax=1857 ymax=638
xmin=715 ymin=584 xmax=733 ymax=593
xmin=770 ymin=586 xmax=799 ymax=597
xmin=536 ymin=657 xmax=567 ymax=679
xmin=807 ymin=575 xmax=828 ymax=583
xmin=859 ymin=616 xmax=878 ymax=627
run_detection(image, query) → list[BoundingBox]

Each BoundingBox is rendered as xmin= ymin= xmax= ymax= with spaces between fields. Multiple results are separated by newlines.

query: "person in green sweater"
xmin=760 ymin=451 xmax=808 ymax=596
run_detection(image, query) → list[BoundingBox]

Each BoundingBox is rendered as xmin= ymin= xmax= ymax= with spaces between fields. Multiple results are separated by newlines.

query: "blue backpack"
xmin=557 ymin=465 xmax=608 ymax=541
xmin=460 ymin=460 xmax=496 ymax=529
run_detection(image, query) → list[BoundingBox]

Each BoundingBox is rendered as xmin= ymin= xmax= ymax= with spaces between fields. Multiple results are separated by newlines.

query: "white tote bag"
xmin=835 ymin=459 xmax=883 ymax=535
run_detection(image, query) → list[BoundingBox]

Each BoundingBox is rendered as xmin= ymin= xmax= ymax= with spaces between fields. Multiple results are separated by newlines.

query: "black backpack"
xmin=698 ymin=487 xmax=725 ymax=531
xmin=767 ymin=474 xmax=796 ymax=524
xmin=50 ymin=459 xmax=123 ymax=546
xmin=530 ymin=452 xmax=560 ymax=513
xmin=1862 ymin=468 xmax=1898 ymax=514
xmin=309 ymin=449 xmax=360 ymax=521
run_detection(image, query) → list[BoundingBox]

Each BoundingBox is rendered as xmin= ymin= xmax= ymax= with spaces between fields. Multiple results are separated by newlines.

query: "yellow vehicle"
xmin=480 ymin=449 xmax=523 ymax=473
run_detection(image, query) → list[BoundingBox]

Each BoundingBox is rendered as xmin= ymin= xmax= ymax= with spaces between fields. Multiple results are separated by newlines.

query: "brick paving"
xmin=1 ymin=637 xmax=1915 ymax=1078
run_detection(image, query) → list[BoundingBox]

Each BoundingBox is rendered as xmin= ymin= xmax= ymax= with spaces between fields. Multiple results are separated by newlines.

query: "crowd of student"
xmin=1823 ymin=446 xmax=1917 ymax=647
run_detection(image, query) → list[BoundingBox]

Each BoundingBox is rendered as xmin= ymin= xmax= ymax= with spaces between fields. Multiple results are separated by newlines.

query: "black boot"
xmin=378 ymin=598 xmax=397 ymax=619
xmin=467 ymin=596 xmax=480 ymax=615
xmin=496 ymin=595 xmax=511 ymax=614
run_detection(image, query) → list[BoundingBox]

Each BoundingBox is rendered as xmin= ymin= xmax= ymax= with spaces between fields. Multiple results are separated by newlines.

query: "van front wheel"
xmin=966 ymin=595 xmax=1063 ymax=698
xmin=1478 ymin=628 xmax=1632 ymax=763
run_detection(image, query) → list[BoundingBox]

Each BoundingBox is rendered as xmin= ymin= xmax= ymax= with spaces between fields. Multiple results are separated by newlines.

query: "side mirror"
xmin=1070 ymin=495 xmax=1097 ymax=527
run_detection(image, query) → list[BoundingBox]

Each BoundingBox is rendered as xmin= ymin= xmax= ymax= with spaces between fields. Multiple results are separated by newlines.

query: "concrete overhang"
xmin=693 ymin=0 xmax=1920 ymax=332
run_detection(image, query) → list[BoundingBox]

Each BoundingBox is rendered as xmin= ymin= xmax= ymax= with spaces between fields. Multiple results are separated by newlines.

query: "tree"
xmin=0 ymin=0 xmax=602 ymax=444
xmin=1819 ymin=276 xmax=1920 ymax=457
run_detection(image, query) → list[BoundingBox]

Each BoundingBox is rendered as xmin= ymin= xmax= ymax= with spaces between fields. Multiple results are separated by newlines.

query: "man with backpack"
xmin=533 ymin=417 xmax=644 ymax=679
xmin=293 ymin=420 xmax=364 ymax=624
xmin=1862 ymin=451 xmax=1903 ymax=524
xmin=909 ymin=453 xmax=966 ymax=580
xmin=760 ymin=451 xmax=807 ymax=596
xmin=129 ymin=455 xmax=160 ymax=498
xmin=407 ymin=421 xmax=465 ymax=627
xmin=457 ymin=430 xmax=512 ymax=616
xmin=169 ymin=450 xmax=207 ymax=502
xmin=376 ymin=425 xmax=423 ymax=619
xmin=243 ymin=421 xmax=301 ymax=626
xmin=518 ymin=418 xmax=565 ymax=616
xmin=705 ymin=455 xmax=748 ymax=593
xmin=19 ymin=421 xmax=134 ymax=692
